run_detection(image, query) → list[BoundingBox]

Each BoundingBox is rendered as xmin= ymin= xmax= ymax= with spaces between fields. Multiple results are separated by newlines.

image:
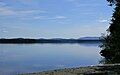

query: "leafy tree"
xmin=100 ymin=0 xmax=120 ymax=63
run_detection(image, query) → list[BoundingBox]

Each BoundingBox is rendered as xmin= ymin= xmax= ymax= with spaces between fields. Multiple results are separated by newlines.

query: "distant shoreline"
xmin=0 ymin=38 xmax=103 ymax=44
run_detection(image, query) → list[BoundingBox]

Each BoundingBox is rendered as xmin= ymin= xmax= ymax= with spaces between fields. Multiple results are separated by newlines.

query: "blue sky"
xmin=0 ymin=0 xmax=113 ymax=38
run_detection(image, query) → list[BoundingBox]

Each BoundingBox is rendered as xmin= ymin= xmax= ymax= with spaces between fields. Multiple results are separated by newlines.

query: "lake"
xmin=0 ymin=43 xmax=102 ymax=75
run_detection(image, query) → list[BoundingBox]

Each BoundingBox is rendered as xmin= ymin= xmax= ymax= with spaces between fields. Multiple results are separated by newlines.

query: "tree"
xmin=100 ymin=0 xmax=120 ymax=63
xmin=106 ymin=0 xmax=120 ymax=5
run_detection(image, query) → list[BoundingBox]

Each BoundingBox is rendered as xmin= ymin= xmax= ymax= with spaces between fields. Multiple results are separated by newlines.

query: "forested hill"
xmin=0 ymin=37 xmax=102 ymax=43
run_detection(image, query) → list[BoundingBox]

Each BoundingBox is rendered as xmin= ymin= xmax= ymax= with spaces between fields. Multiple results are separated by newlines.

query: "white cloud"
xmin=76 ymin=4 xmax=101 ymax=7
xmin=48 ymin=16 xmax=67 ymax=20
xmin=2 ymin=30 xmax=8 ymax=33
xmin=33 ymin=16 xmax=46 ymax=20
xmin=0 ymin=6 xmax=47 ymax=16
xmin=54 ymin=16 xmax=67 ymax=19
xmin=67 ymin=0 xmax=101 ymax=8
xmin=19 ymin=10 xmax=47 ymax=14
xmin=33 ymin=16 xmax=67 ymax=20
xmin=99 ymin=19 xmax=108 ymax=23
xmin=0 ymin=0 xmax=47 ymax=16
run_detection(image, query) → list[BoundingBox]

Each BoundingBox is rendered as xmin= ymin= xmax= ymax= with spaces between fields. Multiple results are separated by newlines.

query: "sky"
xmin=0 ymin=0 xmax=113 ymax=38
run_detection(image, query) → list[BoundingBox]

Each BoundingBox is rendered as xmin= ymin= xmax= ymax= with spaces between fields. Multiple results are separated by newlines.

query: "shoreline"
xmin=20 ymin=64 xmax=120 ymax=75
xmin=0 ymin=38 xmax=102 ymax=44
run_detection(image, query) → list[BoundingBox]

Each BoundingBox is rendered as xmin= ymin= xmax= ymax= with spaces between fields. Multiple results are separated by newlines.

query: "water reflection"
xmin=0 ymin=43 xmax=100 ymax=75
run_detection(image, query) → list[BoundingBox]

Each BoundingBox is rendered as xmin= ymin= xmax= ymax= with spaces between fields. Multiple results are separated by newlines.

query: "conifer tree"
xmin=100 ymin=0 xmax=120 ymax=63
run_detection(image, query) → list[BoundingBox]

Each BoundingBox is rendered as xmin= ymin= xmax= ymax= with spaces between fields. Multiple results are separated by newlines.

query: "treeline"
xmin=0 ymin=38 xmax=37 ymax=43
xmin=0 ymin=38 xmax=102 ymax=44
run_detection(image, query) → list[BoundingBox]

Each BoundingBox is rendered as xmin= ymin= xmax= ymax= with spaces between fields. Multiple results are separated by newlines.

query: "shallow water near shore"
xmin=0 ymin=43 xmax=101 ymax=75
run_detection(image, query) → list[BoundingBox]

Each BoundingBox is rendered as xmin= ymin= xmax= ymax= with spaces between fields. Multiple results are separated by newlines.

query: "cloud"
xmin=0 ymin=25 xmax=8 ymax=33
xmin=19 ymin=10 xmax=47 ymax=14
xmin=33 ymin=16 xmax=67 ymax=20
xmin=2 ymin=30 xmax=8 ymax=33
xmin=16 ymin=0 xmax=35 ymax=5
xmin=0 ymin=6 xmax=47 ymax=16
xmin=66 ymin=0 xmax=101 ymax=8
xmin=99 ymin=19 xmax=108 ymax=23
xmin=0 ymin=7 xmax=15 ymax=15
xmin=54 ymin=16 xmax=67 ymax=19
xmin=0 ymin=0 xmax=47 ymax=15
xmin=75 ymin=4 xmax=101 ymax=7
xmin=33 ymin=16 xmax=47 ymax=20
xmin=0 ymin=1 xmax=6 ymax=6
xmin=63 ymin=24 xmax=108 ymax=38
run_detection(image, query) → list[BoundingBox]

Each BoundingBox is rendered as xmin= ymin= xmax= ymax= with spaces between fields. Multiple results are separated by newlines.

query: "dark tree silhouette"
xmin=100 ymin=0 xmax=120 ymax=63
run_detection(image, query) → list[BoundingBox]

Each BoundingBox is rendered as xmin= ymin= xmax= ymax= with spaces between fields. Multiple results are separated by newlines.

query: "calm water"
xmin=0 ymin=43 xmax=101 ymax=75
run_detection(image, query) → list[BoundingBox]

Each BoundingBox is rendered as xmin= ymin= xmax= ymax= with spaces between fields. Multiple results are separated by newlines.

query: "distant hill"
xmin=79 ymin=37 xmax=100 ymax=40
xmin=0 ymin=37 xmax=102 ymax=43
